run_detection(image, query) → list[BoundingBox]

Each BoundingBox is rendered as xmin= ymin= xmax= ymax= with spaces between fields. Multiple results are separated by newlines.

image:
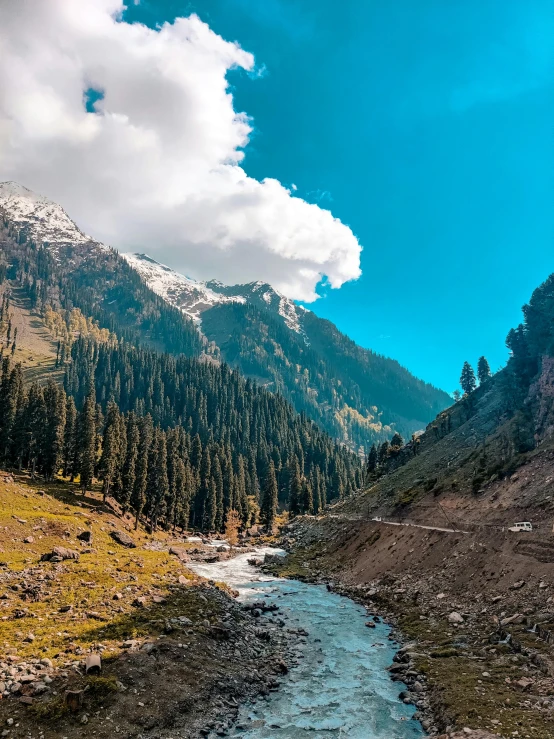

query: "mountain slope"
xmin=125 ymin=253 xmax=450 ymax=449
xmin=277 ymin=271 xmax=554 ymax=737
xmin=0 ymin=182 xmax=450 ymax=450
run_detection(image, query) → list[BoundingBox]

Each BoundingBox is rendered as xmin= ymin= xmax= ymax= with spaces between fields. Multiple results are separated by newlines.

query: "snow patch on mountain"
xmin=124 ymin=253 xmax=305 ymax=334
xmin=122 ymin=253 xmax=246 ymax=324
xmin=0 ymin=181 xmax=108 ymax=257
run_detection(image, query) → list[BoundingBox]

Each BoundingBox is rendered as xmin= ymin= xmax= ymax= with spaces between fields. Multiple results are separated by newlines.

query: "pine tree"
xmin=204 ymin=478 xmax=217 ymax=532
xmin=260 ymin=460 xmax=278 ymax=530
xmin=42 ymin=381 xmax=66 ymax=480
xmin=300 ymin=478 xmax=313 ymax=515
xmin=133 ymin=415 xmax=153 ymax=529
xmin=62 ymin=396 xmax=77 ymax=477
xmin=460 ymin=361 xmax=477 ymax=395
xmin=99 ymin=401 xmax=120 ymax=500
xmin=288 ymin=456 xmax=302 ymax=517
xmin=121 ymin=413 xmax=139 ymax=513
xmin=390 ymin=432 xmax=404 ymax=449
xmin=477 ymin=356 xmax=491 ymax=385
xmin=377 ymin=441 xmax=390 ymax=472
xmin=150 ymin=429 xmax=169 ymax=530
xmin=79 ymin=390 xmax=97 ymax=494
xmin=366 ymin=444 xmax=378 ymax=479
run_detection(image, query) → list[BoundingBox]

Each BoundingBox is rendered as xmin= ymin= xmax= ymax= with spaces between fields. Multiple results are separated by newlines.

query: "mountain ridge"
xmin=0 ymin=181 xmax=451 ymax=450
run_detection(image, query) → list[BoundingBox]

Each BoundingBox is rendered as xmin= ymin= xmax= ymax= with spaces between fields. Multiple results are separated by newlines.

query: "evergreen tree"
xmin=99 ymin=401 xmax=120 ymax=500
xmin=260 ymin=460 xmax=278 ymax=530
xmin=288 ymin=456 xmax=302 ymax=517
xmin=79 ymin=390 xmax=97 ymax=494
xmin=366 ymin=444 xmax=378 ymax=479
xmin=390 ymin=432 xmax=404 ymax=449
xmin=460 ymin=361 xmax=477 ymax=395
xmin=133 ymin=415 xmax=152 ymax=529
xmin=121 ymin=413 xmax=139 ymax=513
xmin=300 ymin=478 xmax=313 ymax=515
xmin=477 ymin=356 xmax=491 ymax=385
xmin=62 ymin=396 xmax=77 ymax=477
xmin=42 ymin=381 xmax=66 ymax=480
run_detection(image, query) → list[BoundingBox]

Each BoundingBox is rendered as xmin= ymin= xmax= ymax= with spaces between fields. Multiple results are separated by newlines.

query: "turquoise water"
xmin=190 ymin=549 xmax=425 ymax=738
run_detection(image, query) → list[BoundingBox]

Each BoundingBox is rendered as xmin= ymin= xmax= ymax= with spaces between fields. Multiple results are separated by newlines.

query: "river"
xmin=189 ymin=547 xmax=425 ymax=739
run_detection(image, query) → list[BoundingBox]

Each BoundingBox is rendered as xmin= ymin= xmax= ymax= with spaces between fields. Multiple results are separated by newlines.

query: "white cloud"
xmin=0 ymin=0 xmax=361 ymax=301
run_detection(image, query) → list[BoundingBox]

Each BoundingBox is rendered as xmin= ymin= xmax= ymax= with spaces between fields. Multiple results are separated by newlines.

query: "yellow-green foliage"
xmin=43 ymin=305 xmax=116 ymax=351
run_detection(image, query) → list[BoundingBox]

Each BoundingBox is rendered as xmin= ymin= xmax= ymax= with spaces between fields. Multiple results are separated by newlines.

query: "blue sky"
xmin=126 ymin=0 xmax=553 ymax=392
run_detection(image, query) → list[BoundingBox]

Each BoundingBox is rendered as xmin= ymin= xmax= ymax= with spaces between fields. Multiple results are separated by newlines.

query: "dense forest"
xmin=202 ymin=302 xmax=450 ymax=451
xmin=0 ymin=337 xmax=362 ymax=532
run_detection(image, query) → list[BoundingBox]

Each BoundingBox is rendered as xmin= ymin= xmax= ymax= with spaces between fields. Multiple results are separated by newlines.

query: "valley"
xmin=1 ymin=180 xmax=553 ymax=739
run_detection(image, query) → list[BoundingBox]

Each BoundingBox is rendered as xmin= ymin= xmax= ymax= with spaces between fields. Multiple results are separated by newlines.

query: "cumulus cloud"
xmin=0 ymin=0 xmax=361 ymax=301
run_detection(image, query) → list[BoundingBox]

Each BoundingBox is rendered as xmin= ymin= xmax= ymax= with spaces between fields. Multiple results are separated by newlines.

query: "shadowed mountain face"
xmin=0 ymin=182 xmax=450 ymax=450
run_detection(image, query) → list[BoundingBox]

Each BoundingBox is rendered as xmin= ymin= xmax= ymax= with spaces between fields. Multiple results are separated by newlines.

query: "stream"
xmin=189 ymin=548 xmax=425 ymax=738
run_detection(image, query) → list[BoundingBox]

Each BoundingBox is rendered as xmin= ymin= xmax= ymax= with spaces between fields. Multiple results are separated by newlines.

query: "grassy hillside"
xmin=0 ymin=285 xmax=61 ymax=383
xmin=0 ymin=474 xmax=291 ymax=738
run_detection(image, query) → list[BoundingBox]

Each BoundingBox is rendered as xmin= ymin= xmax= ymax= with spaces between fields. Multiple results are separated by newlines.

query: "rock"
xmin=77 ymin=530 xmax=92 ymax=543
xmin=515 ymin=676 xmax=534 ymax=690
xmin=365 ymin=621 xmax=376 ymax=628
xmin=23 ymin=633 xmax=35 ymax=642
xmin=59 ymin=604 xmax=73 ymax=613
xmin=113 ymin=592 xmax=123 ymax=600
xmin=178 ymin=575 xmax=189 ymax=585
xmin=274 ymin=659 xmax=289 ymax=675
xmin=169 ymin=546 xmax=189 ymax=562
xmin=122 ymin=639 xmax=139 ymax=649
xmin=23 ymin=536 xmax=34 ymax=544
xmin=500 ymin=613 xmax=524 ymax=626
xmin=41 ymin=546 xmax=80 ymax=562
xmin=19 ymin=696 xmax=34 ymax=705
xmin=133 ymin=596 xmax=147 ymax=607
xmin=447 ymin=611 xmax=464 ymax=625
xmin=152 ymin=595 xmax=166 ymax=604
xmin=264 ymin=553 xmax=286 ymax=565
xmin=110 ymin=530 xmax=136 ymax=548
xmin=40 ymin=658 xmax=53 ymax=668
xmin=510 ymin=580 xmax=526 ymax=590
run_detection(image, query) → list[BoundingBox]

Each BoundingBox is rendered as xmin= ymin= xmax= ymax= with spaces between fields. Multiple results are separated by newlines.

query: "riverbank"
xmin=0 ymin=474 xmax=294 ymax=738
xmin=267 ymin=516 xmax=554 ymax=739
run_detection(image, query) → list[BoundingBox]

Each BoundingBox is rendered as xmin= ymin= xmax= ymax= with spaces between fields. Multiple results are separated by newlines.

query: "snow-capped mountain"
xmin=0 ymin=181 xmax=108 ymax=258
xmin=0 ymin=182 xmax=451 ymax=450
xmin=0 ymin=181 xmax=304 ymax=335
xmin=123 ymin=252 xmax=305 ymax=333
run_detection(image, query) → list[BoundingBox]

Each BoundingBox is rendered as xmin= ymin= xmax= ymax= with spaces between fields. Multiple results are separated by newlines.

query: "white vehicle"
xmin=508 ymin=521 xmax=533 ymax=532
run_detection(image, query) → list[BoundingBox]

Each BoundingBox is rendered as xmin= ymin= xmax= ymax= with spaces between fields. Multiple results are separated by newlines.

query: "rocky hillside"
xmin=0 ymin=182 xmax=450 ymax=451
xmin=275 ymin=270 xmax=554 ymax=737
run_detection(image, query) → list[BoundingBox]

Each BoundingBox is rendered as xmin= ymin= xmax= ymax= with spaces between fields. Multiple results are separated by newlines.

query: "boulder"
xmin=169 ymin=546 xmax=189 ymax=562
xmin=41 ymin=546 xmax=80 ymax=562
xmin=110 ymin=530 xmax=136 ymax=548
xmin=447 ymin=611 xmax=464 ymax=625
xmin=264 ymin=552 xmax=286 ymax=565
xmin=77 ymin=530 xmax=92 ymax=543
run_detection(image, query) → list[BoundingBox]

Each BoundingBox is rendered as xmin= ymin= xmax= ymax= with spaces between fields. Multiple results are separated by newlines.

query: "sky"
xmin=1 ymin=0 xmax=552 ymax=392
